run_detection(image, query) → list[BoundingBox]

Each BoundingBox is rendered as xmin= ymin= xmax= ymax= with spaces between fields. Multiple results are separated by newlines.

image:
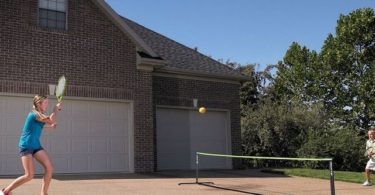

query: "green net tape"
xmin=197 ymin=152 xmax=332 ymax=161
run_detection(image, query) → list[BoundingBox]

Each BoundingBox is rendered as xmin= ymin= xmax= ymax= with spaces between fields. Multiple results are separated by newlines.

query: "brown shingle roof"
xmin=122 ymin=17 xmax=248 ymax=81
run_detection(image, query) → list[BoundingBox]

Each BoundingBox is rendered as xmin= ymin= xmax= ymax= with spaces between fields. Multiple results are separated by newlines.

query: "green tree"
xmin=238 ymin=64 xmax=259 ymax=115
xmin=273 ymin=43 xmax=320 ymax=104
xmin=319 ymin=8 xmax=375 ymax=130
xmin=271 ymin=8 xmax=375 ymax=130
xmin=241 ymin=97 xmax=326 ymax=161
xmin=240 ymin=8 xmax=375 ymax=171
xmin=297 ymin=125 xmax=365 ymax=171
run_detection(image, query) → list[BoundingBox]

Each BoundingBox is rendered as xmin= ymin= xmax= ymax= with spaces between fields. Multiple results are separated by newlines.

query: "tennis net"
xmin=179 ymin=152 xmax=335 ymax=195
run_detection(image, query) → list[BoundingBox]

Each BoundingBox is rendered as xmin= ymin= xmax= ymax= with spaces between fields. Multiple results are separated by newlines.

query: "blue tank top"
xmin=19 ymin=112 xmax=46 ymax=149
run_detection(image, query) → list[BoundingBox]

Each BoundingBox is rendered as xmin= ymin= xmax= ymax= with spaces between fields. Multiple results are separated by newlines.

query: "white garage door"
xmin=156 ymin=107 xmax=232 ymax=170
xmin=0 ymin=95 xmax=134 ymax=175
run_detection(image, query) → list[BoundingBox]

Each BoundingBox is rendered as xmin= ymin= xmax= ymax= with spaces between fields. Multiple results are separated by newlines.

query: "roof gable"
xmin=93 ymin=0 xmax=247 ymax=81
xmin=91 ymin=0 xmax=157 ymax=58
xmin=123 ymin=18 xmax=248 ymax=81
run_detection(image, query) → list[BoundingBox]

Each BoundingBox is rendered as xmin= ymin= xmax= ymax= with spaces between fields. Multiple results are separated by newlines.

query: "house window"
xmin=38 ymin=0 xmax=67 ymax=30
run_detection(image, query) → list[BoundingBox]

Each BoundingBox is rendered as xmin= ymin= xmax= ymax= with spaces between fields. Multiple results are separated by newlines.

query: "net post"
xmin=178 ymin=152 xmax=213 ymax=185
xmin=195 ymin=152 xmax=199 ymax=183
xmin=329 ymin=160 xmax=335 ymax=195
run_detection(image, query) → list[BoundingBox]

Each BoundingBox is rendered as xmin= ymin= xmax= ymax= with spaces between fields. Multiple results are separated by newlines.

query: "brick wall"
xmin=153 ymin=76 xmax=242 ymax=169
xmin=0 ymin=0 xmax=154 ymax=172
xmin=134 ymin=71 xmax=154 ymax=172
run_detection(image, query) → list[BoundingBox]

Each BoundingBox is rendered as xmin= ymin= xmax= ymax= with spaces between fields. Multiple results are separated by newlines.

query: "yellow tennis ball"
xmin=199 ymin=107 xmax=206 ymax=114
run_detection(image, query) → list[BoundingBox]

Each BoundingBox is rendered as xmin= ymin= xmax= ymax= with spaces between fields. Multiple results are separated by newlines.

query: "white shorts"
xmin=366 ymin=159 xmax=375 ymax=170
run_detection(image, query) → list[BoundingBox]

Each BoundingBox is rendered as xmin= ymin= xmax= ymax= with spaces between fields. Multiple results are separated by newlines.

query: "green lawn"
xmin=262 ymin=168 xmax=365 ymax=184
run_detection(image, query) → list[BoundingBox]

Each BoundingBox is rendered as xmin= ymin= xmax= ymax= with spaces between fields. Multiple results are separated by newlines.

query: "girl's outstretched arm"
xmin=49 ymin=102 xmax=62 ymax=124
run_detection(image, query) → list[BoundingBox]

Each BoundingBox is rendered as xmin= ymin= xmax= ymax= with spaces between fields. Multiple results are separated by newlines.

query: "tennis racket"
xmin=54 ymin=75 xmax=67 ymax=103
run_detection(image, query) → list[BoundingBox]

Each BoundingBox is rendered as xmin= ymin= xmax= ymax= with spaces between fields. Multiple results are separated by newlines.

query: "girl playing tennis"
xmin=2 ymin=95 xmax=62 ymax=195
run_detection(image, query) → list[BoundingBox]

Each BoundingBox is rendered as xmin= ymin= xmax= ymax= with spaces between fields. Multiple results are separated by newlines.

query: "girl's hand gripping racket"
xmin=54 ymin=75 xmax=67 ymax=103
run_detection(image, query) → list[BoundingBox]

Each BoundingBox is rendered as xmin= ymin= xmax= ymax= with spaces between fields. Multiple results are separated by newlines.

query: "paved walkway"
xmin=1 ymin=169 xmax=374 ymax=194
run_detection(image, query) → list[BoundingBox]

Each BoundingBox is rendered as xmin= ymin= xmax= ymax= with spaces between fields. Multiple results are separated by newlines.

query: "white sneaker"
xmin=363 ymin=181 xmax=372 ymax=186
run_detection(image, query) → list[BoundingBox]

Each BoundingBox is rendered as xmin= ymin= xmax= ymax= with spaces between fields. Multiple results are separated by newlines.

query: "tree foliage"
xmin=241 ymin=98 xmax=325 ymax=157
xmin=297 ymin=125 xmax=365 ymax=171
xmin=238 ymin=64 xmax=260 ymax=115
xmin=271 ymin=8 xmax=375 ymax=130
xmin=240 ymin=8 xmax=375 ymax=171
xmin=319 ymin=8 xmax=375 ymax=129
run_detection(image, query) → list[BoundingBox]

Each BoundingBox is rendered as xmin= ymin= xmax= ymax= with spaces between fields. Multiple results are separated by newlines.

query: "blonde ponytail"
xmin=32 ymin=95 xmax=49 ymax=121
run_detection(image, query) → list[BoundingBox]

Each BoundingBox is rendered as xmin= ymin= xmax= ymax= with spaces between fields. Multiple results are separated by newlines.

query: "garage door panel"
xmin=6 ymin=99 xmax=28 ymax=116
xmin=160 ymin=130 xmax=188 ymax=139
xmin=49 ymin=138 xmax=71 ymax=154
xmin=4 ymin=157 xmax=23 ymax=174
xmin=90 ymin=122 xmax=109 ymax=136
xmin=0 ymin=137 xmax=4 ymax=154
xmin=109 ymin=138 xmax=127 ymax=153
xmin=192 ymin=141 xmax=227 ymax=153
xmin=71 ymin=138 xmax=90 ymax=153
xmin=51 ymin=100 xmax=71 ymax=119
xmin=110 ymin=120 xmax=128 ymax=136
xmin=91 ymin=139 xmax=108 ymax=153
xmin=90 ymin=155 xmax=109 ymax=171
xmin=0 ymin=118 xmax=5 ymax=135
xmin=72 ymin=156 xmax=89 ymax=172
xmin=110 ymin=104 xmax=129 ymax=120
xmin=0 ymin=156 xmax=3 ymax=174
xmin=157 ymin=108 xmax=231 ymax=170
xmin=158 ymin=140 xmax=189 ymax=153
xmin=0 ymin=99 xmax=5 ymax=117
xmin=52 ymin=156 xmax=69 ymax=173
xmin=192 ymin=136 xmax=226 ymax=142
xmin=157 ymin=108 xmax=190 ymax=170
xmin=199 ymin=157 xmax=228 ymax=169
xmin=71 ymin=102 xmax=89 ymax=119
xmin=190 ymin=111 xmax=231 ymax=169
xmin=72 ymin=121 xmax=89 ymax=135
xmin=158 ymin=154 xmax=190 ymax=170
xmin=5 ymin=117 xmax=24 ymax=136
xmin=110 ymin=155 xmax=128 ymax=171
xmin=39 ymin=136 xmax=48 ymax=147
xmin=157 ymin=109 xmax=189 ymax=137
xmin=0 ymin=95 xmax=133 ymax=175
xmin=190 ymin=112 xmax=227 ymax=137
xmin=50 ymin=121 xmax=72 ymax=136
xmin=5 ymin=136 xmax=19 ymax=154
xmin=89 ymin=104 xmax=109 ymax=118
xmin=190 ymin=128 xmax=226 ymax=138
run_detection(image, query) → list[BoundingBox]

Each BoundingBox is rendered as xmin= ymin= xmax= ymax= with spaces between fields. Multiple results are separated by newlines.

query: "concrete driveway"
xmin=1 ymin=169 xmax=374 ymax=195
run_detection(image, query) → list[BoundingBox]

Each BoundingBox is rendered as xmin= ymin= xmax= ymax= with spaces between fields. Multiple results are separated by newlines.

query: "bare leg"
xmin=3 ymin=155 xmax=35 ymax=193
xmin=365 ymin=169 xmax=371 ymax=182
xmin=34 ymin=150 xmax=53 ymax=195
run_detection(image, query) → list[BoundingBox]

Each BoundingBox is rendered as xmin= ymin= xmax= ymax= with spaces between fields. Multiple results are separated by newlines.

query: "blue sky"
xmin=105 ymin=0 xmax=375 ymax=71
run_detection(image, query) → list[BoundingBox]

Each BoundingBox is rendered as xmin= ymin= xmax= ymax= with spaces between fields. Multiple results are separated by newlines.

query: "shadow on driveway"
xmin=199 ymin=183 xmax=264 ymax=195
xmin=47 ymin=169 xmax=289 ymax=181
